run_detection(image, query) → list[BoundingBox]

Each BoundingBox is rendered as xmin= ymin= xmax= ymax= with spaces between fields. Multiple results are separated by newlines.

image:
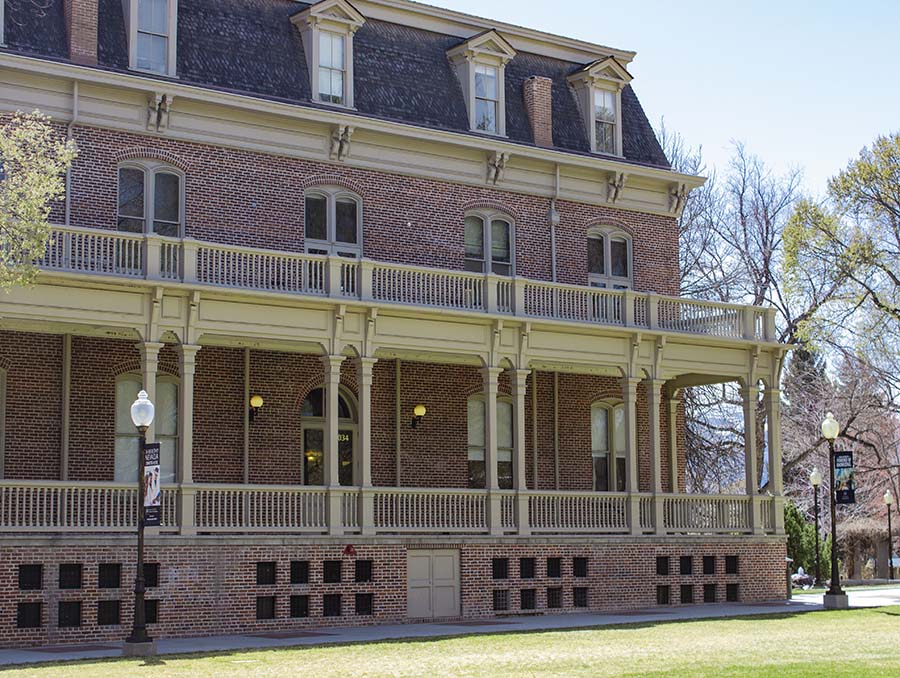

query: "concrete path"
xmin=2 ymin=586 xmax=898 ymax=667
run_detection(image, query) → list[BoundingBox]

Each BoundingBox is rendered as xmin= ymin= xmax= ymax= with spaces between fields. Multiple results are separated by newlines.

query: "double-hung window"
xmin=593 ymin=89 xmax=617 ymax=155
xmin=115 ymin=376 xmax=177 ymax=484
xmin=117 ymin=162 xmax=183 ymax=237
xmin=464 ymin=212 xmax=513 ymax=276
xmin=592 ymin=402 xmax=625 ymax=492
xmin=318 ymin=31 xmax=346 ymax=105
xmin=136 ymin=0 xmax=170 ymax=75
xmin=474 ymin=65 xmax=499 ymax=134
xmin=467 ymin=396 xmax=513 ymax=489
xmin=587 ymin=229 xmax=631 ymax=289
xmin=304 ymin=189 xmax=361 ymax=258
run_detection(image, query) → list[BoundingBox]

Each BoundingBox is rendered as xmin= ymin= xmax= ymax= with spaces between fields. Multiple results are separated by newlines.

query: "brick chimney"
xmin=523 ymin=76 xmax=554 ymax=148
xmin=64 ymin=0 xmax=98 ymax=65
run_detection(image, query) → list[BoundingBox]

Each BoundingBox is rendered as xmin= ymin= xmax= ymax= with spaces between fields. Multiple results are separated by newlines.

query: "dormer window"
xmin=568 ymin=56 xmax=633 ymax=157
xmin=292 ymin=0 xmax=366 ymax=109
xmin=447 ymin=30 xmax=517 ymax=137
xmin=126 ymin=0 xmax=178 ymax=77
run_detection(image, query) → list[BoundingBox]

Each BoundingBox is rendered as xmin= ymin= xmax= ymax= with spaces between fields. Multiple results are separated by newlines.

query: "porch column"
xmin=742 ymin=383 xmax=763 ymax=535
xmin=765 ymin=386 xmax=785 ymax=535
xmin=357 ymin=357 xmax=377 ymax=535
xmin=136 ymin=342 xmax=164 ymax=442
xmin=512 ymin=368 xmax=531 ymax=536
xmin=646 ymin=378 xmax=666 ymax=535
xmin=323 ymin=354 xmax=346 ymax=536
xmin=177 ymin=344 xmax=201 ymax=536
xmin=667 ymin=389 xmax=681 ymax=493
xmin=623 ymin=376 xmax=641 ymax=535
xmin=483 ymin=366 xmax=504 ymax=535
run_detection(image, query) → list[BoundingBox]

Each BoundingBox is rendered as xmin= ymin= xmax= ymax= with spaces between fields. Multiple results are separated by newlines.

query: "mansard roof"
xmin=1 ymin=0 xmax=669 ymax=169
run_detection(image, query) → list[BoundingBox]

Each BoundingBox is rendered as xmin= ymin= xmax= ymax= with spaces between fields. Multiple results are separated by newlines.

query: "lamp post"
xmin=125 ymin=390 xmax=155 ymax=654
xmin=821 ymin=412 xmax=848 ymax=609
xmin=885 ymin=490 xmax=895 ymax=582
xmin=810 ymin=467 xmax=823 ymax=587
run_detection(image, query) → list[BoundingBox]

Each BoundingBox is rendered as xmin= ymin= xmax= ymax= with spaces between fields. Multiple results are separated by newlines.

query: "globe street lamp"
xmin=125 ymin=390 xmax=155 ymax=654
xmin=821 ymin=412 xmax=847 ymax=609
xmin=885 ymin=490 xmax=895 ymax=582
xmin=809 ymin=467 xmax=823 ymax=587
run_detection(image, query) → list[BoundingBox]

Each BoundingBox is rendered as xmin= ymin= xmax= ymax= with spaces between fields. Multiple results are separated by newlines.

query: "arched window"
xmin=587 ymin=227 xmax=632 ymax=289
xmin=114 ymin=375 xmax=178 ymax=484
xmin=591 ymin=401 xmax=625 ymax=492
xmin=301 ymin=386 xmax=357 ymax=486
xmin=464 ymin=210 xmax=514 ymax=276
xmin=117 ymin=160 xmax=184 ymax=237
xmin=467 ymin=395 xmax=513 ymax=489
xmin=304 ymin=188 xmax=362 ymax=258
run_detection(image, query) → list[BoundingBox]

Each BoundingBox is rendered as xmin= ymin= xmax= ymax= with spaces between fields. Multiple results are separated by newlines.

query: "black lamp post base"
xmin=823 ymin=592 xmax=849 ymax=609
xmin=123 ymin=639 xmax=157 ymax=657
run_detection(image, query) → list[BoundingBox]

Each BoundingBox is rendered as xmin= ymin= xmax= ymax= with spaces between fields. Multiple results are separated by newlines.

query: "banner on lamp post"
xmin=834 ymin=451 xmax=856 ymax=505
xmin=143 ymin=442 xmax=162 ymax=527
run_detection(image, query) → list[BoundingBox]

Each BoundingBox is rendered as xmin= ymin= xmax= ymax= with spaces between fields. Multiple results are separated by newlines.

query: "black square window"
xmin=257 ymin=562 xmax=277 ymax=586
xmin=547 ymin=587 xmax=562 ymax=608
xmin=704 ymin=584 xmax=717 ymax=603
xmin=657 ymin=585 xmax=671 ymax=605
xmin=725 ymin=556 xmax=739 ymax=575
xmin=18 ymin=564 xmax=42 ymax=590
xmin=144 ymin=563 xmax=159 ymax=588
xmin=59 ymin=564 xmax=82 ymax=590
xmin=256 ymin=596 xmax=276 ymax=620
xmin=726 ymin=583 xmax=739 ymax=602
xmin=324 ymin=561 xmax=342 ymax=584
xmin=58 ymin=601 xmax=82 ymax=627
xmin=97 ymin=600 xmax=121 ymax=626
xmin=98 ymin=564 xmax=121 ymax=589
xmin=492 ymin=558 xmax=509 ymax=580
xmin=573 ymin=557 xmax=588 ymax=578
xmin=145 ymin=599 xmax=159 ymax=624
xmin=520 ymin=588 xmax=536 ymax=610
xmin=290 ymin=595 xmax=309 ymax=618
xmin=355 ymin=593 xmax=374 ymax=616
xmin=520 ymin=558 xmax=536 ymax=579
xmin=680 ymin=584 xmax=694 ymax=604
xmin=355 ymin=560 xmax=373 ymax=583
xmin=16 ymin=602 xmax=41 ymax=629
xmin=323 ymin=593 xmax=342 ymax=617
xmin=703 ymin=556 xmax=716 ymax=576
xmin=291 ymin=560 xmax=310 ymax=585
xmin=573 ymin=587 xmax=588 ymax=608
xmin=547 ymin=557 xmax=561 ymax=578
xmin=680 ymin=556 xmax=693 ymax=576
xmin=656 ymin=556 xmax=669 ymax=576
xmin=492 ymin=589 xmax=509 ymax=612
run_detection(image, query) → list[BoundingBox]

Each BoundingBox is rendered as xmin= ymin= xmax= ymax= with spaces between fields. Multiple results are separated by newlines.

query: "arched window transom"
xmin=117 ymin=160 xmax=184 ymax=237
xmin=304 ymin=187 xmax=362 ymax=258
xmin=464 ymin=210 xmax=514 ymax=276
xmin=587 ymin=227 xmax=632 ymax=289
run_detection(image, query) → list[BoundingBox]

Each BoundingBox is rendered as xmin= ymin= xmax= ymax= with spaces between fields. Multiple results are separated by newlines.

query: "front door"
xmin=302 ymin=428 xmax=354 ymax=486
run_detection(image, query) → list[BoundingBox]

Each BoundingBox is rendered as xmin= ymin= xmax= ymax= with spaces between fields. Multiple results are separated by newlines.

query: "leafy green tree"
xmin=785 ymin=500 xmax=831 ymax=578
xmin=0 ymin=111 xmax=77 ymax=289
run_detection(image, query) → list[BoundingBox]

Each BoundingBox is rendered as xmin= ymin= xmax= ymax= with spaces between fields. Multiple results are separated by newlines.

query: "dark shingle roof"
xmin=3 ymin=0 xmax=669 ymax=168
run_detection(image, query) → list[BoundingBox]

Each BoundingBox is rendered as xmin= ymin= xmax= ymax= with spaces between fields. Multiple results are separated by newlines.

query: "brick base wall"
xmin=0 ymin=537 xmax=786 ymax=648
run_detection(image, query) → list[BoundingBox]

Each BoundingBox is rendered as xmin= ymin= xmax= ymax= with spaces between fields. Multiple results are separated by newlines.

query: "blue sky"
xmin=428 ymin=0 xmax=900 ymax=194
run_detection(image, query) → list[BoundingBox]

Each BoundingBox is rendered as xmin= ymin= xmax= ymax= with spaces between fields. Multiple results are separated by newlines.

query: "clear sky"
xmin=426 ymin=0 xmax=900 ymax=194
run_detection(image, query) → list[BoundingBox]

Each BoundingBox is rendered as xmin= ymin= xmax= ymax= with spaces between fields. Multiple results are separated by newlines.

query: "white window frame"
xmin=303 ymin=186 xmax=363 ymax=257
xmin=116 ymin=160 xmax=185 ymax=237
xmin=587 ymin=226 xmax=632 ymax=289
xmin=593 ymin=88 xmax=618 ymax=156
xmin=591 ymin=400 xmax=626 ymax=493
xmin=464 ymin=209 xmax=515 ymax=276
xmin=114 ymin=374 xmax=179 ymax=485
xmin=447 ymin=31 xmax=516 ymax=137
xmin=292 ymin=0 xmax=366 ymax=109
xmin=467 ymin=394 xmax=513 ymax=490
xmin=126 ymin=0 xmax=179 ymax=78
xmin=567 ymin=57 xmax=632 ymax=157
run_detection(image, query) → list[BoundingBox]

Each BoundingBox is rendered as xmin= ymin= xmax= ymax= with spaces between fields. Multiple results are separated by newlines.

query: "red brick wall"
xmin=523 ymin=76 xmax=554 ymax=148
xmin=63 ymin=0 xmax=98 ymax=66
xmin=0 ymin=537 xmax=786 ymax=648
xmin=66 ymin=126 xmax=680 ymax=295
xmin=193 ymin=346 xmax=244 ymax=483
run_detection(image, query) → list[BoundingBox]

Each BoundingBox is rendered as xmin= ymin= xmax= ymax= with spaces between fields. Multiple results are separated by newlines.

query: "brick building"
xmin=0 ymin=0 xmax=787 ymax=648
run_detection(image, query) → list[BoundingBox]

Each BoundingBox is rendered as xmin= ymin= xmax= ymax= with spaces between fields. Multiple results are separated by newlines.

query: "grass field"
xmin=7 ymin=606 xmax=900 ymax=678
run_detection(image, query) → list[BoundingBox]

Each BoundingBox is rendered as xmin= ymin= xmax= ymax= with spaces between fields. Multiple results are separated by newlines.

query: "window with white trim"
xmin=467 ymin=396 xmax=513 ymax=489
xmin=126 ymin=0 xmax=178 ymax=77
xmin=587 ymin=228 xmax=631 ymax=289
xmin=117 ymin=161 xmax=183 ymax=237
xmin=593 ymin=89 xmax=617 ymax=155
xmin=318 ymin=31 xmax=346 ymax=105
xmin=304 ymin=188 xmax=362 ymax=257
xmin=567 ymin=57 xmax=632 ymax=157
xmin=591 ymin=401 xmax=625 ymax=492
xmin=474 ymin=64 xmax=500 ymax=133
xmin=464 ymin=211 xmax=513 ymax=276
xmin=115 ymin=375 xmax=177 ymax=484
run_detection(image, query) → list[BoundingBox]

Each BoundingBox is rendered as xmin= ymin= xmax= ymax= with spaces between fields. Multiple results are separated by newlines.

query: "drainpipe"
xmin=548 ymin=164 xmax=561 ymax=282
xmin=64 ymin=81 xmax=79 ymax=226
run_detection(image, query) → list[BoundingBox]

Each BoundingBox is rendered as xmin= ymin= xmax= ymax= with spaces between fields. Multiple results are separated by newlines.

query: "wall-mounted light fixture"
xmin=411 ymin=404 xmax=427 ymax=428
xmin=249 ymin=394 xmax=264 ymax=422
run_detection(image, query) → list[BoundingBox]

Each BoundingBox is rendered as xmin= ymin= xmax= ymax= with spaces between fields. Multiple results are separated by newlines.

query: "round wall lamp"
xmin=249 ymin=394 xmax=264 ymax=422
xmin=411 ymin=404 xmax=427 ymax=428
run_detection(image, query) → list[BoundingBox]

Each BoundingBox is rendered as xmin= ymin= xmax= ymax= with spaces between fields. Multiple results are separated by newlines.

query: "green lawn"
xmin=8 ymin=607 xmax=900 ymax=678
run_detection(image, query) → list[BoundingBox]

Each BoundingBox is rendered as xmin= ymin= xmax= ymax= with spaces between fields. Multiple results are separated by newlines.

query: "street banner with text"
xmin=834 ymin=451 xmax=856 ymax=505
xmin=143 ymin=442 xmax=162 ymax=526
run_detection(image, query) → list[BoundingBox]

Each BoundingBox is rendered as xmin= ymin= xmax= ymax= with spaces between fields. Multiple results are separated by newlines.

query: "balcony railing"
xmin=36 ymin=226 xmax=776 ymax=341
xmin=0 ymin=480 xmax=780 ymax=537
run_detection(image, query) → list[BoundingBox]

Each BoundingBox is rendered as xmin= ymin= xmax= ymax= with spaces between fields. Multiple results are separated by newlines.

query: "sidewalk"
xmin=2 ymin=586 xmax=898 ymax=667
